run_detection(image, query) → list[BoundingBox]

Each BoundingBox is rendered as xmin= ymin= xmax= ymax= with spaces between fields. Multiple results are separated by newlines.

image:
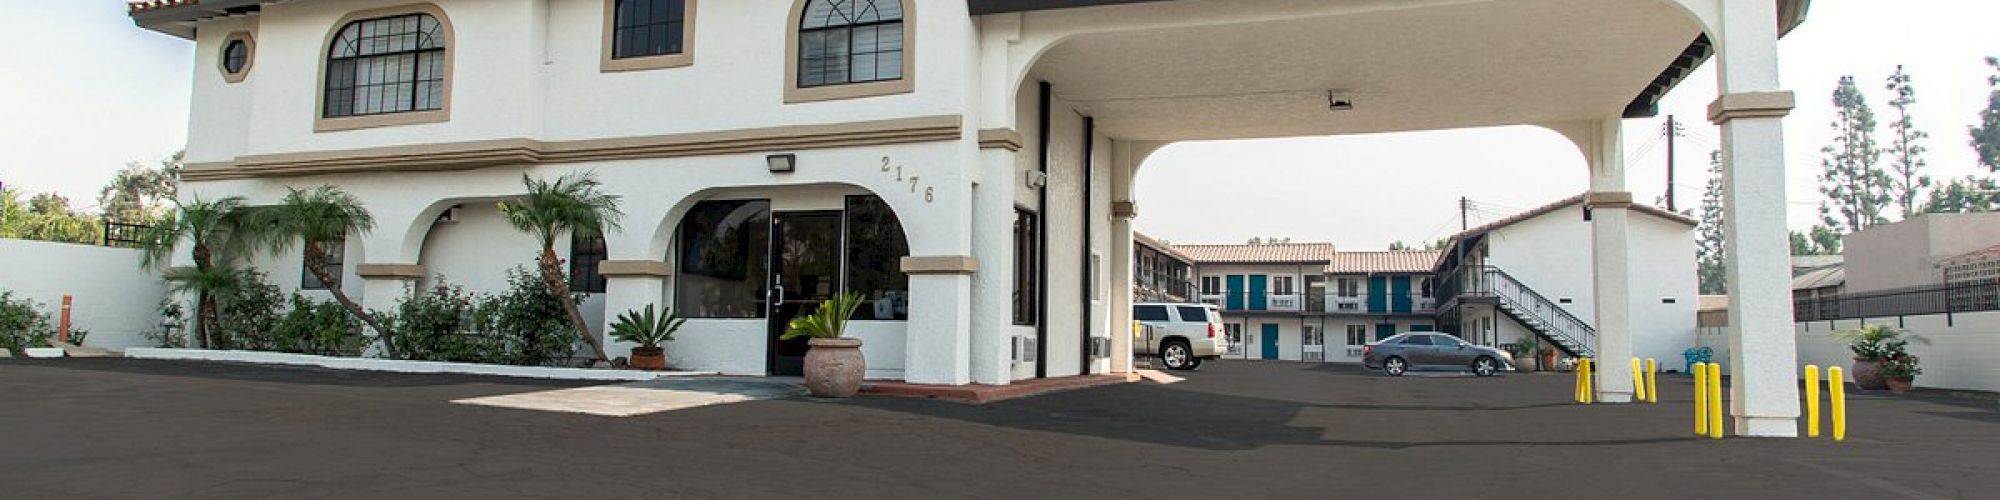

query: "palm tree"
xmin=255 ymin=186 xmax=397 ymax=356
xmin=499 ymin=172 xmax=623 ymax=364
xmin=140 ymin=196 xmax=259 ymax=349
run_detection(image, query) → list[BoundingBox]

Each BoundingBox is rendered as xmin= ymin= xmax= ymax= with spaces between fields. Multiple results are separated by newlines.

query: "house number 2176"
xmin=882 ymin=156 xmax=934 ymax=203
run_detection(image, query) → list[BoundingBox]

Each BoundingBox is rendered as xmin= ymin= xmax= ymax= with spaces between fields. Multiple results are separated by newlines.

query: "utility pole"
xmin=1665 ymin=115 xmax=1679 ymax=212
xmin=1459 ymin=196 xmax=1470 ymax=231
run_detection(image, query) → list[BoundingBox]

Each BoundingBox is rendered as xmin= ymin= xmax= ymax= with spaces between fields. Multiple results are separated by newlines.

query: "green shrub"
xmin=256 ymin=295 xmax=369 ymax=357
xmin=386 ymin=268 xmax=581 ymax=366
xmin=143 ymin=299 xmax=189 ymax=348
xmin=389 ymin=280 xmax=500 ymax=363
xmin=0 ymin=291 xmax=58 ymax=354
xmin=475 ymin=268 xmax=583 ymax=366
xmin=215 ymin=269 xmax=283 ymax=350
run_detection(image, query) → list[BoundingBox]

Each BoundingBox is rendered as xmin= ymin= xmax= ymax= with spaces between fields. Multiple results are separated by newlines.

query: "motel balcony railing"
xmin=1793 ymin=279 xmax=2000 ymax=322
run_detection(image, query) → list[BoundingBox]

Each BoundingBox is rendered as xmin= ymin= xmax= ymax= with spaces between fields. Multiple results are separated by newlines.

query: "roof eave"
xmin=130 ymin=0 xmax=268 ymax=40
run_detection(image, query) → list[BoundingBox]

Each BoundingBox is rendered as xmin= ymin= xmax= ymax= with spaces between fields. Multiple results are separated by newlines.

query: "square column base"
xmin=1734 ymin=415 xmax=1800 ymax=437
xmin=1595 ymin=391 xmax=1634 ymax=404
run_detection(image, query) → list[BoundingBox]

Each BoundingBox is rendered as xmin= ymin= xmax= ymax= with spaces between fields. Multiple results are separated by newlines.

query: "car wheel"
xmin=1384 ymin=356 xmax=1408 ymax=376
xmin=1473 ymin=356 xmax=1498 ymax=377
xmin=1161 ymin=341 xmax=1193 ymax=371
xmin=1188 ymin=357 xmax=1204 ymax=370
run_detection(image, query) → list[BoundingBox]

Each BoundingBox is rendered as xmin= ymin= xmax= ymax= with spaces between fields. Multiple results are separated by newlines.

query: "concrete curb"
xmin=123 ymin=348 xmax=717 ymax=382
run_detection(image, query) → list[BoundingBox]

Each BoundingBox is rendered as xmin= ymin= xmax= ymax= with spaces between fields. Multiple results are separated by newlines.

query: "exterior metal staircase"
xmin=1443 ymin=266 xmax=1597 ymax=358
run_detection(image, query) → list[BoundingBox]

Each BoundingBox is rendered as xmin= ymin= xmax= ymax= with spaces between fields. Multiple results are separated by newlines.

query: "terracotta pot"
xmin=1540 ymin=351 xmax=1559 ymax=372
xmin=1851 ymin=358 xmax=1888 ymax=391
xmin=804 ymin=337 xmax=865 ymax=398
xmin=1513 ymin=355 xmax=1537 ymax=372
xmin=629 ymin=346 xmax=666 ymax=371
xmin=1885 ymin=377 xmax=1914 ymax=393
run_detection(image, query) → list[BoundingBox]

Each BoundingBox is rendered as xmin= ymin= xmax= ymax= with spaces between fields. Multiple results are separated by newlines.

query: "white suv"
xmin=1133 ymin=303 xmax=1228 ymax=370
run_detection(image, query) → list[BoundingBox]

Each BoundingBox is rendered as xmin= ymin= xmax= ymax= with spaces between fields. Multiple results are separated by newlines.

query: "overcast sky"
xmin=2 ymin=1 xmax=1995 ymax=250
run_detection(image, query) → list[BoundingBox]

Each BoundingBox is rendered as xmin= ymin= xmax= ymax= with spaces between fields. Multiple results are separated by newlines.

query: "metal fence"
xmin=102 ymin=221 xmax=153 ymax=248
xmin=1793 ymin=279 xmax=2000 ymax=322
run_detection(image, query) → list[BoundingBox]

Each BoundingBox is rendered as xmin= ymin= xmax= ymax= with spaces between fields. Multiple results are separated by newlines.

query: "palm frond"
xmin=499 ymin=171 xmax=625 ymax=249
xmin=781 ymin=292 xmax=867 ymax=341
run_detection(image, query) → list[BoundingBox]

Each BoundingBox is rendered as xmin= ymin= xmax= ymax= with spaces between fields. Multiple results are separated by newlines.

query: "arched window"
xmin=322 ymin=10 xmax=448 ymax=121
xmin=786 ymin=0 xmax=911 ymax=102
xmin=797 ymin=0 xmax=903 ymax=87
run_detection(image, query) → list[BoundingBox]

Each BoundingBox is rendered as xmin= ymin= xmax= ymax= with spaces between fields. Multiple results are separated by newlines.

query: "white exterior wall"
xmin=0 ymin=240 xmax=168 ymax=350
xmin=1483 ymin=204 xmax=1697 ymax=366
xmin=1793 ymin=314 xmax=2000 ymax=393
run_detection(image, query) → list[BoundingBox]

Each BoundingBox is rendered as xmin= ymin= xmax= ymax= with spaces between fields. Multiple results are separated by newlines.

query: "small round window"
xmin=222 ymin=40 xmax=250 ymax=75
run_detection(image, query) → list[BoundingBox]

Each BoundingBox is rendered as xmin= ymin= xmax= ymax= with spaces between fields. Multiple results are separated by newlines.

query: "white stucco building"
xmin=132 ymin=0 xmax=1813 ymax=436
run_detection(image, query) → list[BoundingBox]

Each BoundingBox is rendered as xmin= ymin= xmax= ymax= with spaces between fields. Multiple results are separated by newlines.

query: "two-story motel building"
xmin=131 ymin=0 xmax=1815 ymax=435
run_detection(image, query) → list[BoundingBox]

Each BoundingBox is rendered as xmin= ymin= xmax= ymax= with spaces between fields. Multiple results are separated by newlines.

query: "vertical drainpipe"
xmin=1036 ymin=81 xmax=1052 ymax=379
xmin=1081 ymin=116 xmax=1095 ymax=375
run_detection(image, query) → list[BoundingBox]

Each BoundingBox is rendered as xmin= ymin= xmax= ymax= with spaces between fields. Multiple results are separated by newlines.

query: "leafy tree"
xmin=140 ymin=196 xmax=261 ymax=349
xmin=1696 ymin=151 xmax=1727 ymax=294
xmin=1972 ymin=57 xmax=2000 ymax=173
xmin=253 ymin=186 xmax=395 ymax=356
xmin=0 ymin=188 xmax=101 ymax=244
xmin=97 ymin=150 xmax=182 ymax=225
xmin=1818 ymin=75 xmax=1892 ymax=232
xmin=1246 ymin=236 xmax=1292 ymax=245
xmin=1922 ymin=176 xmax=1998 ymax=213
xmin=1789 ymin=226 xmax=1843 ymax=256
xmin=498 ymin=172 xmax=623 ymax=364
xmin=1388 ymin=241 xmax=1411 ymax=251
xmin=1883 ymin=66 xmax=1931 ymax=219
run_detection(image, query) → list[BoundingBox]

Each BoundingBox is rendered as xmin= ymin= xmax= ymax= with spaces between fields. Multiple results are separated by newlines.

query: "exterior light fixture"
xmin=767 ymin=154 xmax=797 ymax=173
xmin=1327 ymin=91 xmax=1353 ymax=111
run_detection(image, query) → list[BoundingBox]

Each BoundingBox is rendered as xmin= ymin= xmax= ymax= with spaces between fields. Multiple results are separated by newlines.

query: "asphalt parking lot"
xmin=4 ymin=358 xmax=1997 ymax=499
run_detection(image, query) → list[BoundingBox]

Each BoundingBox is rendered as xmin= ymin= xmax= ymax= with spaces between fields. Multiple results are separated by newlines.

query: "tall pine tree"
xmin=1818 ymin=75 xmax=1891 ymax=233
xmin=1696 ymin=150 xmax=1727 ymax=294
xmin=1972 ymin=56 xmax=2000 ymax=173
xmin=1883 ymin=65 xmax=1930 ymax=219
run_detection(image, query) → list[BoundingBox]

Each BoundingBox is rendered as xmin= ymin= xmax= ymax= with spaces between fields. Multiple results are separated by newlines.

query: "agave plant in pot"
xmin=610 ymin=304 xmax=685 ymax=371
xmin=783 ymin=292 xmax=867 ymax=398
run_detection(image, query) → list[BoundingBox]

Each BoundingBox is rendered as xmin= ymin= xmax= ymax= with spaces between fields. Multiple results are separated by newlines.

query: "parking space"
xmin=4 ymin=358 xmax=1997 ymax=498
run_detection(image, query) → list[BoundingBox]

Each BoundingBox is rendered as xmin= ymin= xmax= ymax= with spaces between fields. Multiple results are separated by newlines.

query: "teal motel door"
xmin=1261 ymin=323 xmax=1281 ymax=359
xmin=1367 ymin=277 xmax=1388 ymax=313
xmin=1225 ymin=275 xmax=1246 ymax=310
xmin=1391 ymin=277 xmax=1413 ymax=313
xmin=1375 ymin=323 xmax=1397 ymax=341
xmin=1248 ymin=275 xmax=1270 ymax=310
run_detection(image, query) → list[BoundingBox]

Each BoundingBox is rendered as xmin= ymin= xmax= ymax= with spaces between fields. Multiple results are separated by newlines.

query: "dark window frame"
xmin=569 ymin=233 xmax=609 ymax=294
xmin=323 ymin=12 xmax=447 ymax=119
xmin=1012 ymin=208 xmax=1040 ymax=326
xmin=611 ymin=0 xmax=687 ymax=59
xmin=674 ymin=199 xmax=773 ymax=319
xmin=222 ymin=39 xmax=250 ymax=75
xmin=301 ymin=238 xmax=346 ymax=290
xmin=796 ymin=0 xmax=905 ymax=88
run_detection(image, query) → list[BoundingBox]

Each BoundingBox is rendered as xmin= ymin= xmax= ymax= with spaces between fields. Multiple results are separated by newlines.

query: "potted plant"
xmin=1881 ymin=352 xmax=1922 ymax=393
xmin=1501 ymin=339 xmax=1537 ymax=372
xmin=1539 ymin=346 xmax=1560 ymax=372
xmin=609 ymin=304 xmax=685 ymax=371
xmin=1831 ymin=325 xmax=1925 ymax=391
xmin=782 ymin=292 xmax=867 ymax=398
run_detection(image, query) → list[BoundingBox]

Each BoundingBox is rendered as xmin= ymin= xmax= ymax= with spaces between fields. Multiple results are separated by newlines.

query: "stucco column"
xmin=597 ymin=260 xmax=672 ymax=360
xmin=1585 ymin=118 xmax=1636 ymax=404
xmin=1107 ymin=140 xmax=1142 ymax=375
xmin=1711 ymin=0 xmax=1801 ymax=437
xmin=970 ymin=139 xmax=1022 ymax=385
xmin=903 ymin=256 xmax=977 ymax=385
xmin=355 ymin=264 xmax=423 ymax=312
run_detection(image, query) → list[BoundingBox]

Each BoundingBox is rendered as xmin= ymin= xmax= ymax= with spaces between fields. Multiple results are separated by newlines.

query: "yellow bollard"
xmin=1707 ymin=362 xmax=1724 ymax=439
xmin=1805 ymin=365 xmax=1821 ymax=438
xmin=1580 ymin=358 xmax=1594 ymax=404
xmin=1646 ymin=358 xmax=1659 ymax=404
xmin=1631 ymin=358 xmax=1646 ymax=402
xmin=1829 ymin=366 xmax=1847 ymax=442
xmin=1574 ymin=357 xmax=1585 ymax=403
xmin=1693 ymin=363 xmax=1708 ymax=436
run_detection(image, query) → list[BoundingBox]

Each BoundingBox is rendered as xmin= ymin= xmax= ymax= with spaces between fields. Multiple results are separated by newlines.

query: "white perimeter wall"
xmin=1791 ymin=313 xmax=2000 ymax=393
xmin=1484 ymin=204 xmax=1698 ymax=366
xmin=0 ymin=240 xmax=166 ymax=350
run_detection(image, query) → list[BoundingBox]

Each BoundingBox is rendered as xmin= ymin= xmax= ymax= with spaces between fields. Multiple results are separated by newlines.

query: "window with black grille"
xmin=612 ymin=0 xmax=687 ymax=59
xmin=301 ymin=238 xmax=346 ymax=290
xmin=222 ymin=39 xmax=250 ymax=75
xmin=323 ymin=13 xmax=446 ymax=118
xmin=797 ymin=0 xmax=903 ymax=88
xmin=569 ymin=233 xmax=608 ymax=294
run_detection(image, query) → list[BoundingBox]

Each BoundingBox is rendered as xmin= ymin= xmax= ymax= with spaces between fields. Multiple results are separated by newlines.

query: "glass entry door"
xmin=767 ymin=211 xmax=843 ymax=376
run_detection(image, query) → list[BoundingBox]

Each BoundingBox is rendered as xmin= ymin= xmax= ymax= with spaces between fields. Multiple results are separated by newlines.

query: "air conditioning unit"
xmin=1089 ymin=337 xmax=1111 ymax=359
xmin=1013 ymin=335 xmax=1039 ymax=363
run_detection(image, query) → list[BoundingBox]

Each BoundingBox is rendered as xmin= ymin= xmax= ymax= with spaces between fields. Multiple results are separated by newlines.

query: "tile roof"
xmin=129 ymin=0 xmax=199 ymax=14
xmin=1326 ymin=250 xmax=1441 ymax=274
xmin=1433 ymin=192 xmax=1700 ymax=268
xmin=1170 ymin=242 xmax=1334 ymax=264
xmin=1790 ymin=265 xmax=1845 ymax=291
xmin=1133 ymin=231 xmax=1196 ymax=262
xmin=1943 ymin=244 xmax=2000 ymax=265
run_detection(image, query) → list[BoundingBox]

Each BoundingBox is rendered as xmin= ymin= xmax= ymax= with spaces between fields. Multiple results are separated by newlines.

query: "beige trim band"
xmin=783 ymin=0 xmax=916 ymax=104
xmin=1584 ymin=191 xmax=1634 ymax=209
xmin=600 ymin=0 xmax=697 ymax=72
xmin=182 ymin=115 xmax=964 ymax=181
xmin=1707 ymin=91 xmax=1795 ymax=124
xmin=598 ymin=260 xmax=674 ymax=278
xmin=901 ymin=255 xmax=978 ymax=275
xmin=978 ymin=128 xmax=1023 ymax=151
xmin=219 ymin=31 xmax=256 ymax=84
xmin=314 ymin=4 xmax=456 ymax=133
xmin=356 ymin=263 xmax=427 ymax=279
xmin=1111 ymin=201 xmax=1137 ymax=219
